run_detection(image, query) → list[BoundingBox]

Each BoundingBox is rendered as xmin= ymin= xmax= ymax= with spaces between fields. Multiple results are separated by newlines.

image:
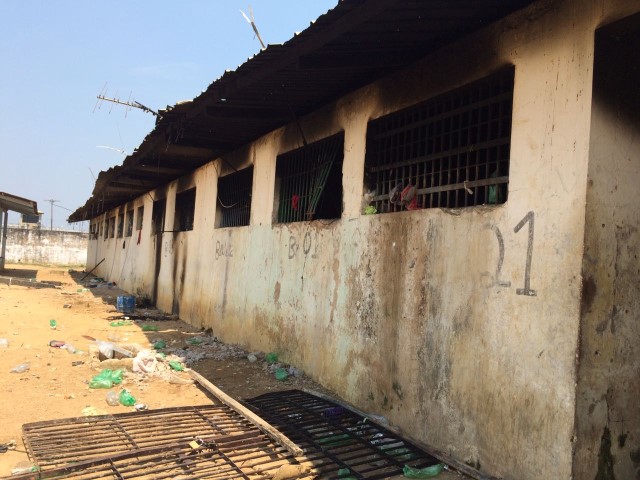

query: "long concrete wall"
xmin=83 ymin=1 xmax=640 ymax=478
xmin=575 ymin=16 xmax=640 ymax=480
xmin=5 ymin=227 xmax=87 ymax=267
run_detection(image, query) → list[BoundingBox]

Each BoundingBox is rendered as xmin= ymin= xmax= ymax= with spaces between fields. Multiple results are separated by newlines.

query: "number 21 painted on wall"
xmin=488 ymin=211 xmax=537 ymax=297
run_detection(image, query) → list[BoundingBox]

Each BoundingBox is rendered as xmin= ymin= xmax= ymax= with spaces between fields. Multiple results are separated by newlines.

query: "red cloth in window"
xmin=291 ymin=194 xmax=301 ymax=211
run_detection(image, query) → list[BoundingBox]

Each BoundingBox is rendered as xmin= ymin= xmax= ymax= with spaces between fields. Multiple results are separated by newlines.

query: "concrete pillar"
xmin=0 ymin=209 xmax=6 ymax=270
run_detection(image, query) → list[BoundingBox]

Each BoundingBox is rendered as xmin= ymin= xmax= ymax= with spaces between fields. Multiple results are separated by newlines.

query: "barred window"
xmin=117 ymin=212 xmax=124 ymax=238
xmin=125 ymin=209 xmax=134 ymax=237
xmin=364 ymin=68 xmax=514 ymax=213
xmin=275 ymin=132 xmax=344 ymax=223
xmin=152 ymin=198 xmax=166 ymax=235
xmin=175 ymin=188 xmax=196 ymax=232
xmin=216 ymin=166 xmax=253 ymax=228
xmin=108 ymin=217 xmax=115 ymax=238
xmin=136 ymin=206 xmax=144 ymax=230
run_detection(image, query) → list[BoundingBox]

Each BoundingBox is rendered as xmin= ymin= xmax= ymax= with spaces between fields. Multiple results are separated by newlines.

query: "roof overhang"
xmin=69 ymin=0 xmax=536 ymax=222
xmin=0 ymin=192 xmax=38 ymax=216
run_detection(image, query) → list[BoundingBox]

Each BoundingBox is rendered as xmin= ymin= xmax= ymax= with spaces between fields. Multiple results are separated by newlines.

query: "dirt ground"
xmin=0 ymin=264 xmax=466 ymax=479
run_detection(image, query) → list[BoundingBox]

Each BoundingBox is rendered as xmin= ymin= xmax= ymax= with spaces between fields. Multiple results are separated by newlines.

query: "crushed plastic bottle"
xmin=10 ymin=363 xmax=30 ymax=373
xmin=247 ymin=353 xmax=258 ymax=363
xmin=11 ymin=461 xmax=39 ymax=475
xmin=402 ymin=463 xmax=444 ymax=478
xmin=49 ymin=319 xmax=57 ymax=330
xmin=119 ymin=389 xmax=136 ymax=406
xmin=105 ymin=391 xmax=119 ymax=406
xmin=265 ymin=352 xmax=278 ymax=363
xmin=275 ymin=368 xmax=289 ymax=381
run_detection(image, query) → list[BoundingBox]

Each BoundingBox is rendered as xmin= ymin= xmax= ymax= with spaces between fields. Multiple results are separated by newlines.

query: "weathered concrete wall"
xmin=83 ymin=1 xmax=640 ymax=479
xmin=4 ymin=227 xmax=87 ymax=267
xmin=575 ymin=15 xmax=640 ymax=480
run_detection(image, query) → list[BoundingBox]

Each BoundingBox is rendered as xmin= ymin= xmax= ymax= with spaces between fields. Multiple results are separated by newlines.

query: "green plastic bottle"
xmin=49 ymin=319 xmax=57 ymax=329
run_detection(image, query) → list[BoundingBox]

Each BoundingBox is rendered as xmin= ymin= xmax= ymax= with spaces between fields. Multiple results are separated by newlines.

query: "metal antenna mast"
xmin=94 ymin=85 xmax=159 ymax=118
xmin=44 ymin=199 xmax=60 ymax=231
xmin=240 ymin=6 xmax=266 ymax=49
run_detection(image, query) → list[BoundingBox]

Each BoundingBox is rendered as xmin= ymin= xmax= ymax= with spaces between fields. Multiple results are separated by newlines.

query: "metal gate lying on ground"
xmin=10 ymin=390 xmax=441 ymax=479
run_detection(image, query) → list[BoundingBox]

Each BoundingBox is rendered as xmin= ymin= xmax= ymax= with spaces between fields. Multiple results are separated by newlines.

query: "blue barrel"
xmin=116 ymin=295 xmax=136 ymax=314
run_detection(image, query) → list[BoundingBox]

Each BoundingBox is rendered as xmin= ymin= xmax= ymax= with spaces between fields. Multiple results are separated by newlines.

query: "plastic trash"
xmin=119 ymin=390 xmax=136 ymax=406
xmin=105 ymin=391 xmax=119 ymax=406
xmin=265 ymin=352 xmax=278 ymax=363
xmin=134 ymin=403 xmax=148 ymax=411
xmin=10 ymin=363 xmax=30 ymax=373
xmin=275 ymin=368 xmax=289 ymax=381
xmin=97 ymin=340 xmax=114 ymax=359
xmin=141 ymin=325 xmax=159 ymax=331
xmin=247 ymin=353 xmax=258 ymax=363
xmin=288 ymin=367 xmax=304 ymax=378
xmin=63 ymin=304 xmax=72 ymax=308
xmin=49 ymin=319 xmax=57 ymax=329
xmin=89 ymin=369 xmax=124 ymax=388
xmin=49 ymin=340 xmax=66 ymax=348
xmin=110 ymin=320 xmax=133 ymax=327
xmin=132 ymin=350 xmax=157 ymax=373
xmin=187 ymin=337 xmax=203 ymax=345
xmin=0 ymin=338 xmax=9 ymax=348
xmin=153 ymin=340 xmax=166 ymax=350
xmin=11 ymin=461 xmax=39 ymax=475
xmin=402 ymin=464 xmax=444 ymax=478
xmin=63 ymin=343 xmax=76 ymax=354
xmin=168 ymin=361 xmax=184 ymax=371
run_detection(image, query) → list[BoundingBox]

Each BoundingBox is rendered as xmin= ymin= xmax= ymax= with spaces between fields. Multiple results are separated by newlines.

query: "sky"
xmin=0 ymin=1 xmax=337 ymax=230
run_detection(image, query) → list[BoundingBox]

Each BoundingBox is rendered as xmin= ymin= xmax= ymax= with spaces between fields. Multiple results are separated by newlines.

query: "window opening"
xmin=152 ymin=199 xmax=166 ymax=235
xmin=125 ymin=209 xmax=134 ymax=237
xmin=136 ymin=206 xmax=144 ymax=230
xmin=217 ymin=166 xmax=253 ymax=228
xmin=275 ymin=132 xmax=344 ymax=223
xmin=108 ymin=217 xmax=115 ymax=238
xmin=117 ymin=212 xmax=124 ymax=238
xmin=175 ymin=188 xmax=196 ymax=232
xmin=364 ymin=68 xmax=514 ymax=213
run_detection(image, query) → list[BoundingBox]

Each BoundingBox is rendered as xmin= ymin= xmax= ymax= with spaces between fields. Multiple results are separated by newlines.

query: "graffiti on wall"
xmin=484 ymin=211 xmax=537 ymax=296
xmin=215 ymin=241 xmax=233 ymax=260
xmin=288 ymin=231 xmax=318 ymax=260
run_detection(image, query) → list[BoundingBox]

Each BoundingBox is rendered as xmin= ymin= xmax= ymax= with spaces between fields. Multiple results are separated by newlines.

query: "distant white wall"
xmin=4 ymin=227 xmax=87 ymax=267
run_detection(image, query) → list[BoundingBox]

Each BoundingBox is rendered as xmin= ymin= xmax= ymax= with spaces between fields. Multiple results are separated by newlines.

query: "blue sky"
xmin=0 ymin=1 xmax=337 ymax=229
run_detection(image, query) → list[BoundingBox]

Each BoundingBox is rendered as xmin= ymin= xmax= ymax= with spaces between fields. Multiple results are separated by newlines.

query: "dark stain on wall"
xmin=581 ymin=276 xmax=597 ymax=315
xmin=595 ymin=427 xmax=615 ymax=480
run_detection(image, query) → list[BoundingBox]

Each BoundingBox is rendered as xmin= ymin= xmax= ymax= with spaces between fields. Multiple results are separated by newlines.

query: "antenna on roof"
xmin=240 ymin=6 xmax=266 ymax=49
xmin=95 ymin=88 xmax=160 ymax=118
xmin=96 ymin=145 xmax=128 ymax=156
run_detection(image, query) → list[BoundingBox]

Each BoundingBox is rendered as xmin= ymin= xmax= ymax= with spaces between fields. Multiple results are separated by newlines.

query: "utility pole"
xmin=44 ymin=199 xmax=59 ymax=231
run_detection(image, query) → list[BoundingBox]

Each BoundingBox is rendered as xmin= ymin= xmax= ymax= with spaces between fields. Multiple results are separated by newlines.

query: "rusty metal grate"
xmin=365 ymin=68 xmax=514 ymax=213
xmin=21 ymin=405 xmax=260 ymax=471
xmin=245 ymin=390 xmax=440 ymax=479
xmin=276 ymin=132 xmax=344 ymax=224
xmin=217 ymin=166 xmax=254 ymax=228
xmin=15 ymin=392 xmax=443 ymax=479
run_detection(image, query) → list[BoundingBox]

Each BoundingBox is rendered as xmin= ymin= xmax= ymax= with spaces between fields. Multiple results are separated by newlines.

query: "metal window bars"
xmin=125 ymin=209 xmax=134 ymax=237
xmin=175 ymin=188 xmax=196 ymax=231
xmin=276 ymin=133 xmax=344 ymax=223
xmin=365 ymin=68 xmax=514 ymax=213
xmin=217 ymin=166 xmax=253 ymax=228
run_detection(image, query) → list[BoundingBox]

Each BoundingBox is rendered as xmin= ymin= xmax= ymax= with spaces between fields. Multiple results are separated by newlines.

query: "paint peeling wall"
xmin=575 ymin=14 xmax=640 ymax=480
xmin=5 ymin=227 xmax=87 ymax=266
xmin=83 ymin=1 xmax=640 ymax=479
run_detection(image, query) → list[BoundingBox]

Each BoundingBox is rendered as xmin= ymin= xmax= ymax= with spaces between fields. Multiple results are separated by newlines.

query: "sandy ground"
xmin=0 ymin=265 xmax=467 ymax=479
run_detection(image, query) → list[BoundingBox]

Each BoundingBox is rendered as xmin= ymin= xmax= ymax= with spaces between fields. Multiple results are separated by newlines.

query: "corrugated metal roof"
xmin=69 ymin=0 xmax=536 ymax=222
xmin=0 ymin=192 xmax=38 ymax=216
